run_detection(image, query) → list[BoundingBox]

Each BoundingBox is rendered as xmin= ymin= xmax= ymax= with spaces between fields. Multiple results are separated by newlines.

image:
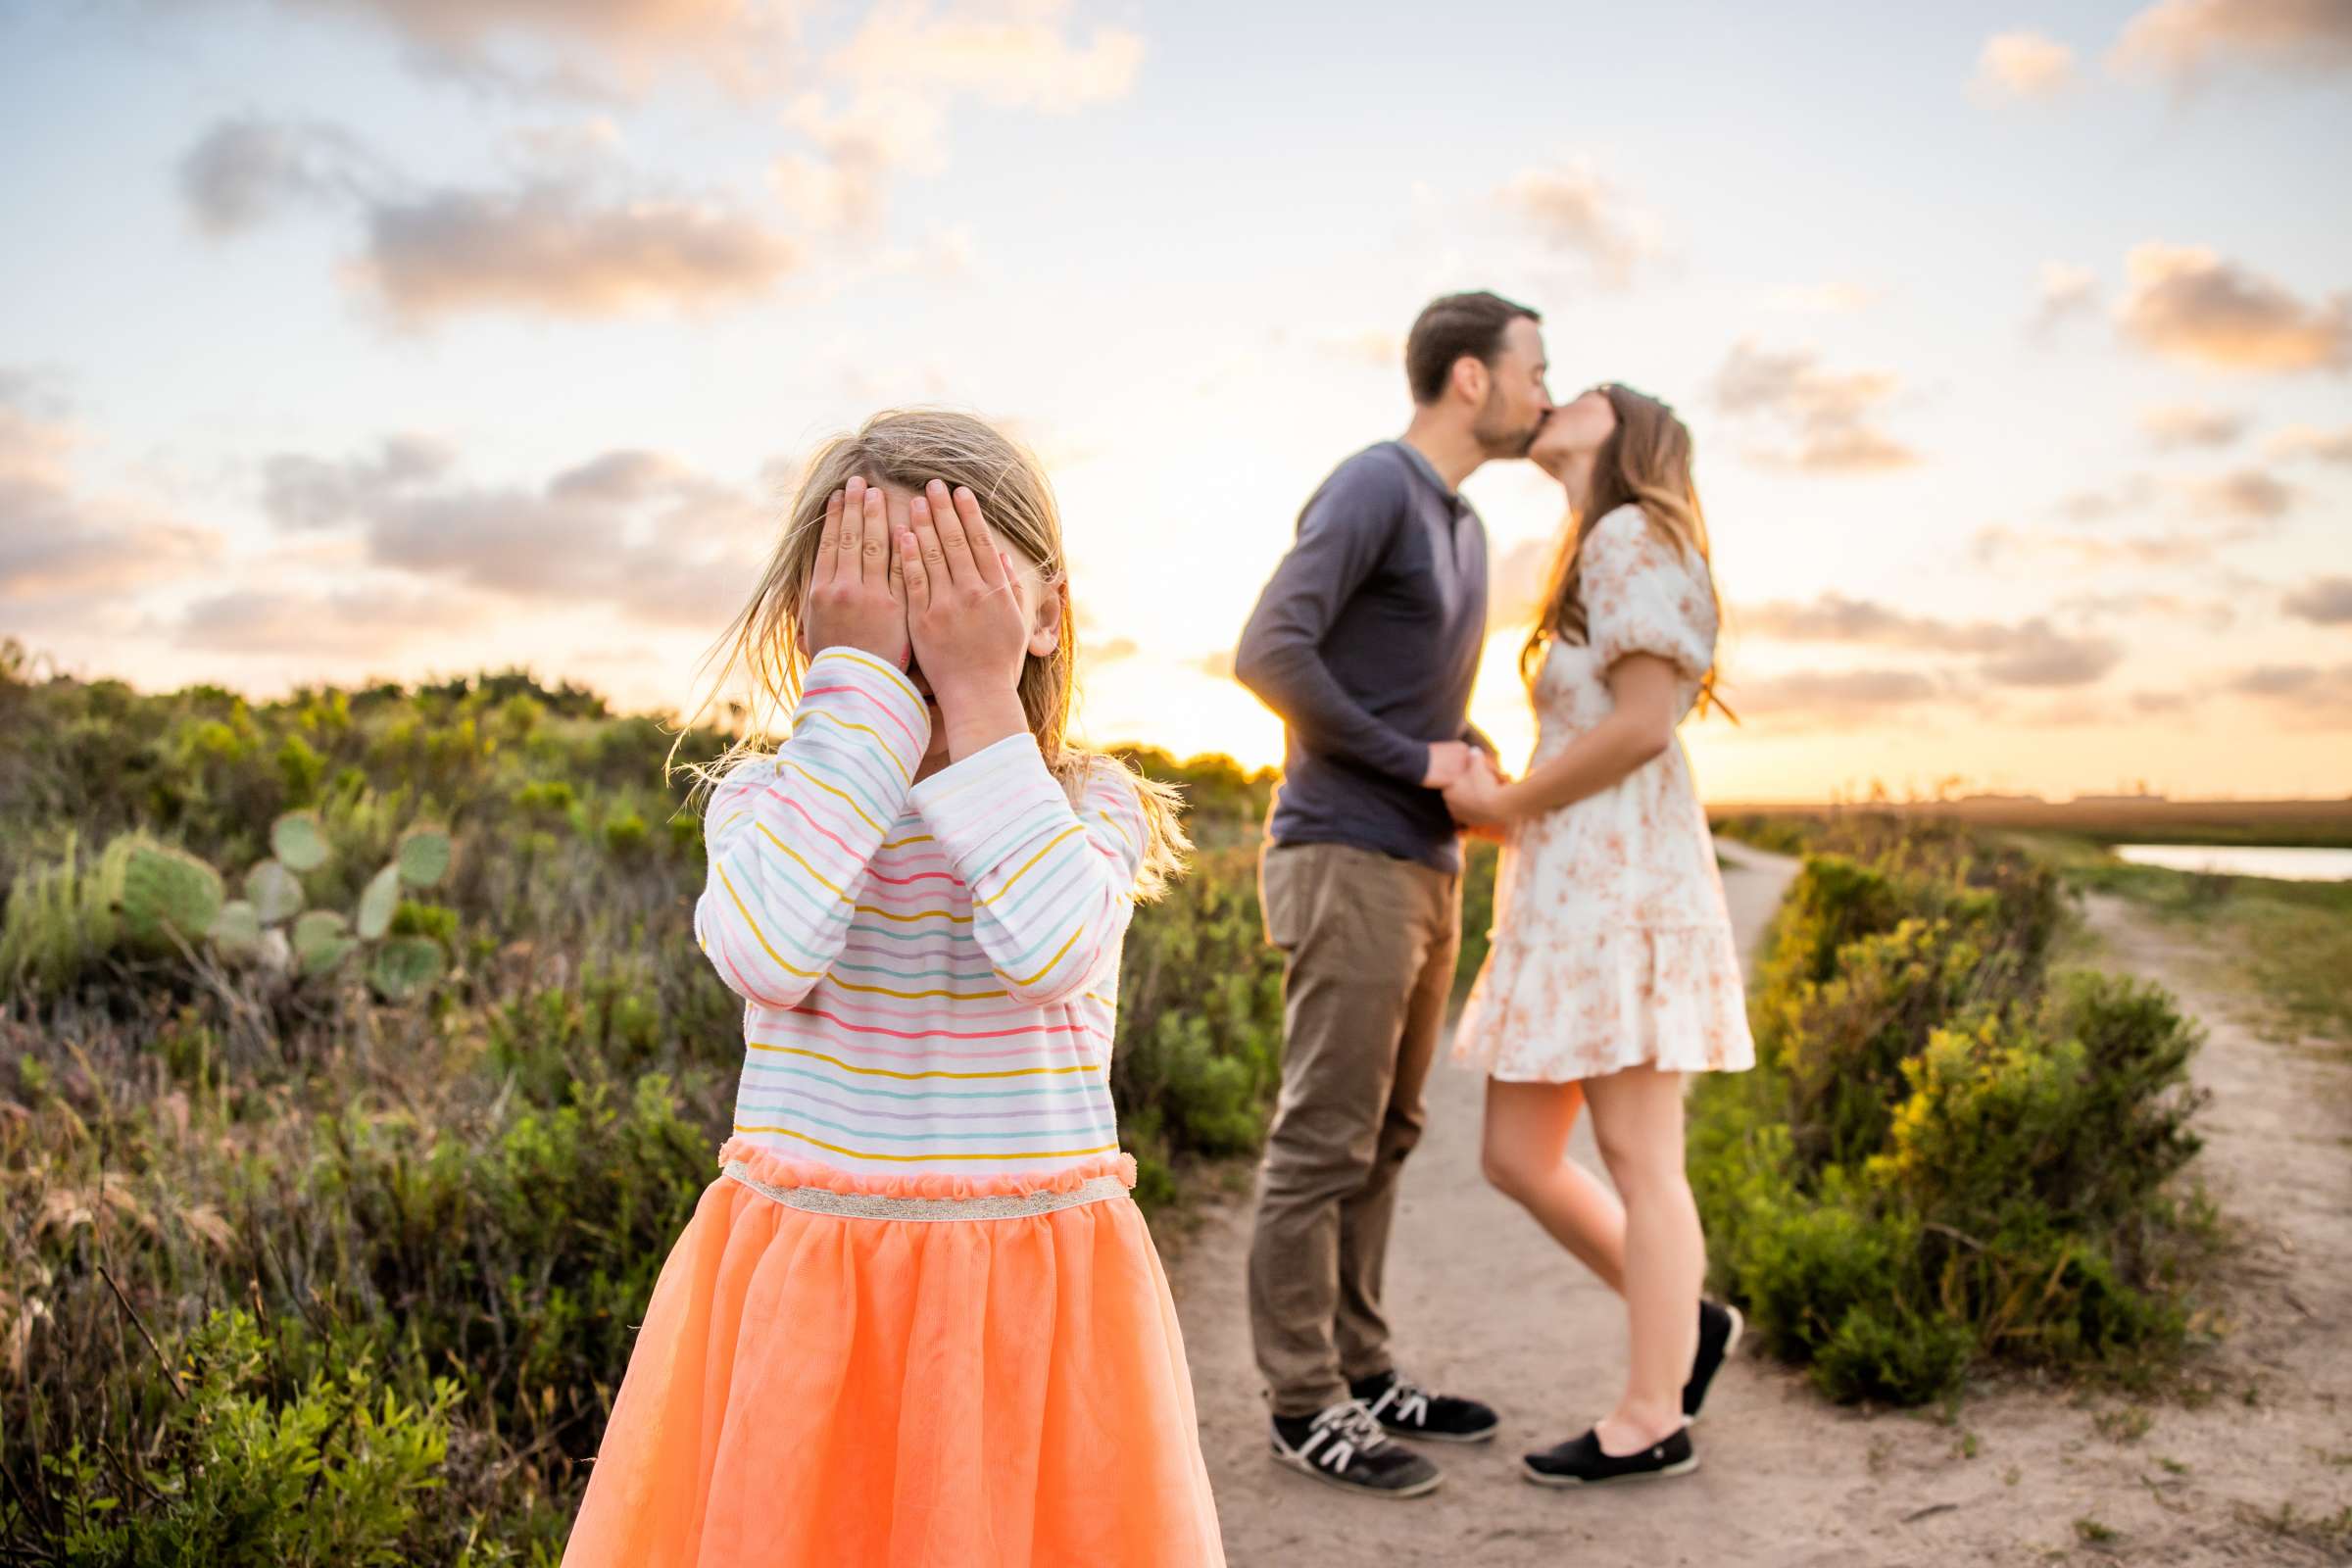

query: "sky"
xmin=3 ymin=0 xmax=2348 ymax=802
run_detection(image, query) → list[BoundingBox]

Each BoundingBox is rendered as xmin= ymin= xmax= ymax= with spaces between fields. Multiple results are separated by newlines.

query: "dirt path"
xmin=1160 ymin=851 xmax=2352 ymax=1567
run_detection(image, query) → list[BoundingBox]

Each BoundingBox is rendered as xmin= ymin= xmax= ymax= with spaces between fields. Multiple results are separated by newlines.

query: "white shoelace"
xmin=1362 ymin=1376 xmax=1432 ymax=1428
xmin=1295 ymin=1399 xmax=1391 ymax=1474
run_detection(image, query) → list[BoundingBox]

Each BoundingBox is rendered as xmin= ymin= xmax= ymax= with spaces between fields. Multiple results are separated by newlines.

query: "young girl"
xmin=563 ymin=410 xmax=1224 ymax=1566
xmin=1442 ymin=383 xmax=1752 ymax=1487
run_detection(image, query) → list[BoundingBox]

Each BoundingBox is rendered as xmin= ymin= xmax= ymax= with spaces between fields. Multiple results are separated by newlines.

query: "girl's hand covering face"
xmin=899 ymin=479 xmax=1030 ymax=706
xmin=805 ymin=475 xmax=911 ymax=668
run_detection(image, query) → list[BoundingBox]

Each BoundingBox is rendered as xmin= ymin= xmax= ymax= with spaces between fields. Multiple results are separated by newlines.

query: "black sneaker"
xmin=1523 ymin=1426 xmax=1698 ymax=1487
xmin=1683 ymin=1298 xmax=1744 ymax=1421
xmin=1349 ymin=1368 xmax=1500 ymax=1445
xmin=1270 ymin=1399 xmax=1443 ymax=1498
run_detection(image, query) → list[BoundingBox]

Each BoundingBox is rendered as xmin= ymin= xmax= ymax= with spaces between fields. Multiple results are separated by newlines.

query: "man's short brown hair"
xmin=1404 ymin=291 xmax=1542 ymax=405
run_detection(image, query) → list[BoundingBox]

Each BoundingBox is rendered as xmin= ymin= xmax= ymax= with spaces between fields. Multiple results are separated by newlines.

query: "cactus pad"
xmin=207 ymin=899 xmax=263 ymax=959
xmin=111 ymin=836 xmax=225 ymax=955
xmin=368 ymin=935 xmax=448 ymax=1004
xmin=244 ymin=858 xmax=305 ymax=925
xmin=270 ymin=811 xmax=330 ymax=872
xmin=356 ymin=864 xmax=401 ymax=941
xmin=397 ymin=828 xmax=452 ymax=889
xmin=292 ymin=909 xmax=356 ymax=976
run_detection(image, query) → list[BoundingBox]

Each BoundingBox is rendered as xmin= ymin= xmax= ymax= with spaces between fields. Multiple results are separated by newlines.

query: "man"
xmin=1234 ymin=290 xmax=1551 ymax=1497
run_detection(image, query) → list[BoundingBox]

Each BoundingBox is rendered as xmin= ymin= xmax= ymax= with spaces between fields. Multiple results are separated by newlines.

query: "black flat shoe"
xmin=1684 ymin=1298 xmax=1744 ymax=1420
xmin=1523 ymin=1425 xmax=1697 ymax=1487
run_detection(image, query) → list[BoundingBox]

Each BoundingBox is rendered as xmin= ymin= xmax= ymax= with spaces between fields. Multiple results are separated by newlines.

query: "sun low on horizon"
xmin=4 ymin=1 xmax=2347 ymax=804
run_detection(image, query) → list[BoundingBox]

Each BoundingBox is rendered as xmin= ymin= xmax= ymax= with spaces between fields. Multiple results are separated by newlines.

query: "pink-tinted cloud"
xmin=1975 ymin=30 xmax=2078 ymax=98
xmin=0 ymin=383 xmax=221 ymax=601
xmin=2110 ymin=0 xmax=2352 ymax=84
xmin=1711 ymin=339 xmax=1918 ymax=472
xmin=2116 ymin=244 xmax=2350 ymax=372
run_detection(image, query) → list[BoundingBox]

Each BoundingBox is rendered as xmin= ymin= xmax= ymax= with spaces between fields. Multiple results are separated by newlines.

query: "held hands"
xmin=1444 ymin=750 xmax=1516 ymax=840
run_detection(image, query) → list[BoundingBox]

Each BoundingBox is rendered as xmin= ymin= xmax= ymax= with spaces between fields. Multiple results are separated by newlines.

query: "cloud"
xmin=1495 ymin=163 xmax=1661 ymax=288
xmin=212 ymin=0 xmax=803 ymax=96
xmin=2050 ymin=475 xmax=2155 ymax=523
xmin=256 ymin=436 xmax=771 ymax=627
xmin=2115 ymin=244 xmax=2350 ymax=372
xmin=1091 ymin=636 xmax=1139 ymax=663
xmin=1768 ymin=281 xmax=1879 ymax=315
xmin=2030 ymin=260 xmax=2100 ymax=337
xmin=1975 ymin=30 xmax=2078 ymax=98
xmin=178 ymin=115 xmax=802 ymax=322
xmin=2180 ymin=466 xmax=2296 ymax=519
xmin=2056 ymin=591 xmax=2236 ymax=632
xmin=825 ymin=0 xmax=1144 ymax=110
xmin=2130 ymin=689 xmax=2195 ymax=714
xmin=1979 ymin=623 xmax=2127 ymax=687
xmin=774 ymin=1 xmax=1143 ymax=234
xmin=178 ymin=117 xmax=382 ymax=235
xmin=176 ymin=585 xmax=483 ymax=655
xmin=356 ymin=185 xmax=801 ymax=320
xmin=2110 ymin=0 xmax=2352 ymax=84
xmin=263 ymin=436 xmax=456 ymax=528
xmin=2221 ymin=661 xmax=2352 ymax=724
xmin=1739 ymin=593 xmax=2123 ymax=687
xmin=0 ymin=382 xmax=221 ymax=601
xmin=1971 ymin=522 xmax=2215 ymax=569
xmin=1723 ymin=668 xmax=1940 ymax=724
xmin=2266 ymin=422 xmax=2352 ymax=463
xmin=2283 ymin=576 xmax=2352 ymax=626
xmin=1710 ymin=339 xmax=1918 ymax=472
xmin=2137 ymin=403 xmax=2244 ymax=449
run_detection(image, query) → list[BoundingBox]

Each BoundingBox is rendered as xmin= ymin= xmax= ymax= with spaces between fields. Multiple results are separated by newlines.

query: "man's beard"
xmin=1472 ymin=394 xmax=1543 ymax=458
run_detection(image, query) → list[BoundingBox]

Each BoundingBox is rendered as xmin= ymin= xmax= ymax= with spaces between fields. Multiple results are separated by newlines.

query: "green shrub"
xmin=1690 ymin=829 xmax=2205 ymax=1404
xmin=1112 ymin=846 xmax=1286 ymax=1200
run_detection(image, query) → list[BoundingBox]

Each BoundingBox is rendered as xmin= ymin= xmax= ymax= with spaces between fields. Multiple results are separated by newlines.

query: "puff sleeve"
xmin=1578 ymin=505 xmax=1717 ymax=708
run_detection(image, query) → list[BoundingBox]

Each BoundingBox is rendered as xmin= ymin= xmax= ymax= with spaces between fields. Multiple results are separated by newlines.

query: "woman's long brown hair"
xmin=1518 ymin=383 xmax=1729 ymax=719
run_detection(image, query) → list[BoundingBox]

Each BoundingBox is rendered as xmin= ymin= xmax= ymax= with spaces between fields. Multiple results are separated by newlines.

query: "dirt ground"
xmin=1157 ymin=844 xmax=2352 ymax=1567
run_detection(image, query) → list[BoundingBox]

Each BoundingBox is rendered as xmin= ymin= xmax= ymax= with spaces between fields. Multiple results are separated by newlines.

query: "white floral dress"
xmin=1452 ymin=504 xmax=1755 ymax=1083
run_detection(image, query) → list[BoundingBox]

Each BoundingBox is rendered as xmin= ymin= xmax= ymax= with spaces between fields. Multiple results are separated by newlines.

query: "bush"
xmin=1112 ymin=846 xmax=1287 ymax=1200
xmin=1690 ymin=827 xmax=2206 ymax=1404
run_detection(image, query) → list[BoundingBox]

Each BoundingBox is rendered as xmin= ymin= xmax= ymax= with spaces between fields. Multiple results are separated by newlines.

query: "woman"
xmin=1442 ymin=382 xmax=1752 ymax=1488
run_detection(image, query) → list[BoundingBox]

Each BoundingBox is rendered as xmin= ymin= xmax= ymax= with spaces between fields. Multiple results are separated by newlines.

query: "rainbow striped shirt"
xmin=694 ymin=646 xmax=1146 ymax=1178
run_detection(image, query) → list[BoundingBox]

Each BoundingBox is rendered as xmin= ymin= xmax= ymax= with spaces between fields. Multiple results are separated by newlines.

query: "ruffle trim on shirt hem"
xmin=714 ymin=1137 xmax=1137 ymax=1199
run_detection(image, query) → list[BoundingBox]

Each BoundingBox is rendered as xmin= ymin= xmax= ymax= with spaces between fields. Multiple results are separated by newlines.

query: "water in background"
xmin=2113 ymin=845 xmax=2352 ymax=883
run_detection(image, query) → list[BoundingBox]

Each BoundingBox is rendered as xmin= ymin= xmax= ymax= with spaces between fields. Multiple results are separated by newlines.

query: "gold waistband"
xmin=721 ymin=1161 xmax=1128 ymax=1223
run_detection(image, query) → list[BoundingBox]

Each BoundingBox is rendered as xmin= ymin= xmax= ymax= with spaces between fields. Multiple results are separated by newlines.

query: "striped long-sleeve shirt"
xmin=693 ymin=646 xmax=1148 ymax=1178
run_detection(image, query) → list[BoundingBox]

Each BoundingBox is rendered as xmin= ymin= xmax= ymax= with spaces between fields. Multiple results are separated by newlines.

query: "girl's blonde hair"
xmin=1518 ymin=382 xmax=1731 ymax=720
xmin=676 ymin=408 xmax=1189 ymax=900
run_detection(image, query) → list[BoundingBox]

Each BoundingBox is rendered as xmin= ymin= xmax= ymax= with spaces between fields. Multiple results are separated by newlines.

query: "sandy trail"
xmin=1159 ymin=846 xmax=2352 ymax=1567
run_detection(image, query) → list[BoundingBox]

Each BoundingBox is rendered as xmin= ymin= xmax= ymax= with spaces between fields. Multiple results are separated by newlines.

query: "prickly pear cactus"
xmin=397 ymin=827 xmax=452 ymax=889
xmin=244 ymin=859 xmax=305 ymax=925
xmin=292 ymin=909 xmax=356 ymax=977
xmin=270 ymin=810 xmax=329 ymax=873
xmin=109 ymin=836 xmax=225 ymax=955
xmin=356 ymin=865 xmax=401 ymax=941
xmin=368 ymin=935 xmax=447 ymax=1003
xmin=206 ymin=899 xmax=263 ymax=961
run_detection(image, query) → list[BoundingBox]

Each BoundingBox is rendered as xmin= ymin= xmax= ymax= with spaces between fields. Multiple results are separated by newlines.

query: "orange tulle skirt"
xmin=561 ymin=1142 xmax=1225 ymax=1568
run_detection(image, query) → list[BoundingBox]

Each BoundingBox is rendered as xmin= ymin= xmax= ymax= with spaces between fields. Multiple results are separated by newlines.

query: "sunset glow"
xmin=4 ymin=2 xmax=2347 ymax=800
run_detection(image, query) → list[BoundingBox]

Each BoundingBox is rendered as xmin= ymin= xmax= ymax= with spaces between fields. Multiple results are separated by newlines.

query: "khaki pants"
xmin=1246 ymin=840 xmax=1461 ymax=1418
